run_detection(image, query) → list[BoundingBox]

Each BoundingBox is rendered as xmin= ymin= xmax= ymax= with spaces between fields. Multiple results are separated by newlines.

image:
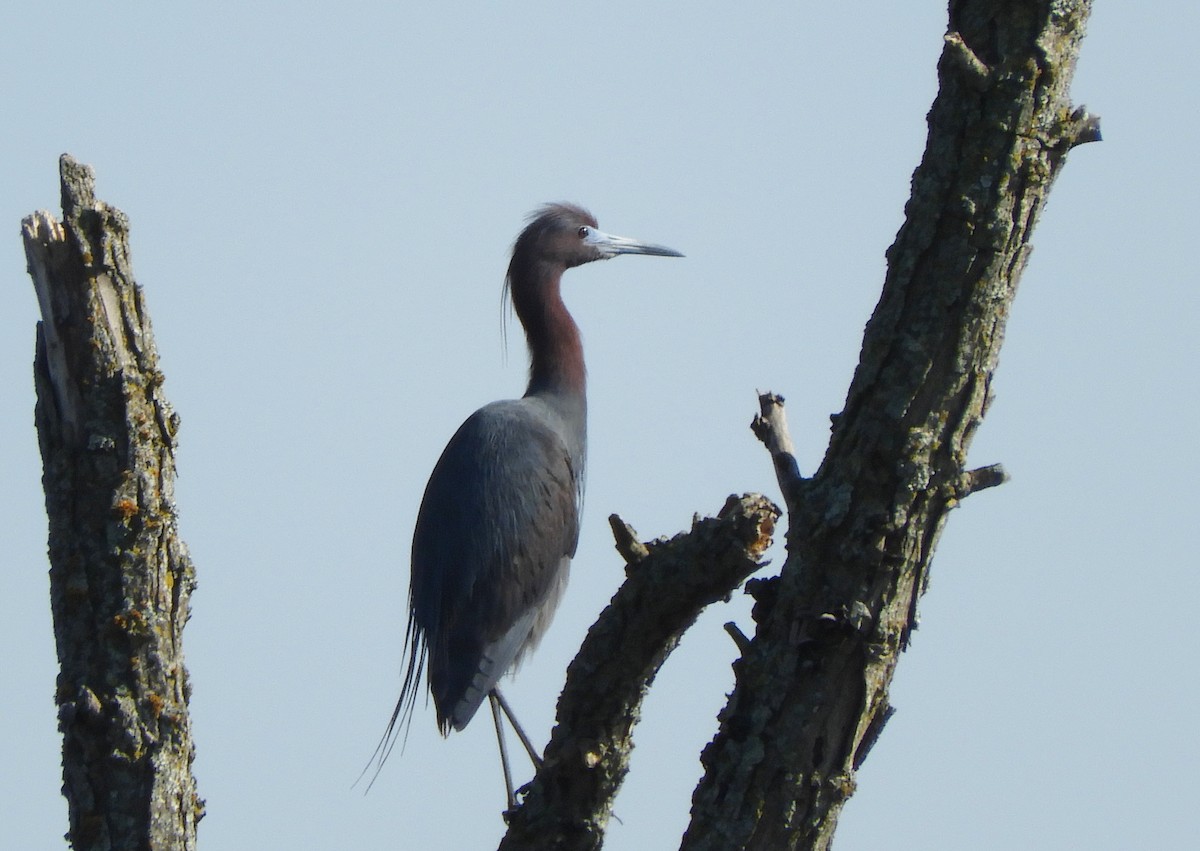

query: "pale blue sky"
xmin=3 ymin=4 xmax=1196 ymax=849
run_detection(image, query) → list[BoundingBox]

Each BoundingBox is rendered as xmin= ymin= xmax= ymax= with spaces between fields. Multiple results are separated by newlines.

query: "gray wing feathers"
xmin=408 ymin=399 xmax=581 ymax=731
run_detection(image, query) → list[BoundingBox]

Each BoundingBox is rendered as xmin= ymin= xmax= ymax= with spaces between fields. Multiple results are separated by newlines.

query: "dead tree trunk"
xmin=501 ymin=2 xmax=1100 ymax=849
xmin=23 ymin=155 xmax=202 ymax=851
xmin=20 ymin=2 xmax=1096 ymax=848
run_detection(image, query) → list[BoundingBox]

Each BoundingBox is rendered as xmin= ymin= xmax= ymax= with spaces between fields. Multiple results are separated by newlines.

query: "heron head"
xmin=513 ymin=203 xmax=683 ymax=271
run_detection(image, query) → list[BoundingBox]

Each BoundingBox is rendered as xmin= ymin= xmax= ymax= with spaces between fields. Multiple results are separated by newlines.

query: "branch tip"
xmin=723 ymin=622 xmax=751 ymax=655
xmin=955 ymin=463 xmax=1009 ymax=500
xmin=59 ymin=153 xmax=97 ymax=218
xmin=852 ymin=705 xmax=896 ymax=770
xmin=752 ymin=392 xmax=805 ymax=503
xmin=944 ymin=31 xmax=992 ymax=88
xmin=607 ymin=514 xmax=649 ymax=565
xmin=1066 ymin=104 xmax=1102 ymax=148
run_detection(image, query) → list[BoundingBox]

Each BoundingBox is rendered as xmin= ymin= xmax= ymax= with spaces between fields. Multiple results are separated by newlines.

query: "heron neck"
xmin=516 ymin=263 xmax=587 ymax=400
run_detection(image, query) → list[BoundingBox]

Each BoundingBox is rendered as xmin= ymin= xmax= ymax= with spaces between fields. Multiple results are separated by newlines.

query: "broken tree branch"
xmin=23 ymin=154 xmax=202 ymax=851
xmin=499 ymin=494 xmax=779 ymax=851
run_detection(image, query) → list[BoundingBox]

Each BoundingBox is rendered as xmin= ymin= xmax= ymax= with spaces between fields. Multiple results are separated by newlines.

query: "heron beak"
xmin=585 ymin=229 xmax=684 ymax=259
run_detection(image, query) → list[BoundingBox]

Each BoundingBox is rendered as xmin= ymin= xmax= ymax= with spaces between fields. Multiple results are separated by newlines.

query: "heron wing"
xmin=408 ymin=398 xmax=582 ymax=732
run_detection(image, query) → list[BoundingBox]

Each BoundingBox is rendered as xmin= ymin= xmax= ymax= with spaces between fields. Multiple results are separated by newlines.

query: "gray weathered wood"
xmin=23 ymin=154 xmax=202 ymax=851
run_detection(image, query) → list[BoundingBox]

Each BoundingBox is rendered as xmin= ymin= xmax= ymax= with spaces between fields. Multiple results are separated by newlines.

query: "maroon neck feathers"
xmin=507 ymin=258 xmax=586 ymax=398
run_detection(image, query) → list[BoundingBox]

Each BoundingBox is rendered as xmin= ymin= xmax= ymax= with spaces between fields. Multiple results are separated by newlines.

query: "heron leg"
xmin=488 ymin=692 xmax=516 ymax=811
xmin=491 ymin=687 xmax=542 ymax=767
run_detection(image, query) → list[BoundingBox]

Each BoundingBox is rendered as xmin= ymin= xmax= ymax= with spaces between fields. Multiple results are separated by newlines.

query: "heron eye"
xmin=577 ymin=226 xmax=589 ymax=239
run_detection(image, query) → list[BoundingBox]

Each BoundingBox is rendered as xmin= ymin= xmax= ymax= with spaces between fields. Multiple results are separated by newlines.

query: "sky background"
xmin=2 ymin=3 xmax=1196 ymax=849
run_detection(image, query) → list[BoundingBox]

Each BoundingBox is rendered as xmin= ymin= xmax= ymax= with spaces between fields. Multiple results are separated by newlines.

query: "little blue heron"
xmin=380 ymin=203 xmax=681 ymax=807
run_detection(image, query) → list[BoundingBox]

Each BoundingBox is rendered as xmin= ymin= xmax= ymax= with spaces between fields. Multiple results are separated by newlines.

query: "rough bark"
xmin=19 ymin=2 xmax=1095 ymax=848
xmin=23 ymin=155 xmax=202 ymax=851
xmin=499 ymin=495 xmax=780 ymax=850
xmin=499 ymin=1 xmax=1098 ymax=849
xmin=681 ymin=3 xmax=1098 ymax=849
